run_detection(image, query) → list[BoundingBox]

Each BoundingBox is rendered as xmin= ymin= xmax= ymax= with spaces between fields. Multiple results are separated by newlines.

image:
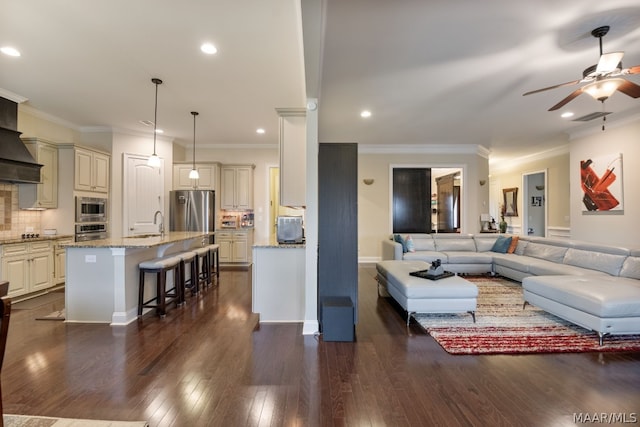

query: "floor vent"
xmin=572 ymin=111 xmax=611 ymax=122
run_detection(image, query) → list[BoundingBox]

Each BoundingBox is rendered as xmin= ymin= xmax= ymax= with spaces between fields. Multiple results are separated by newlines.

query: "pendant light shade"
xmin=189 ymin=111 xmax=200 ymax=180
xmin=148 ymin=78 xmax=163 ymax=167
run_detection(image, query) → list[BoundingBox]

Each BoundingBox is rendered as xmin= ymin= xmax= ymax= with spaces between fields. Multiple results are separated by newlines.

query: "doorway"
xmin=522 ymin=170 xmax=547 ymax=237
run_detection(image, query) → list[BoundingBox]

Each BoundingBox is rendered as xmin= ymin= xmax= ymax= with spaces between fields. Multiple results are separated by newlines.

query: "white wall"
xmin=570 ymin=118 xmax=640 ymax=247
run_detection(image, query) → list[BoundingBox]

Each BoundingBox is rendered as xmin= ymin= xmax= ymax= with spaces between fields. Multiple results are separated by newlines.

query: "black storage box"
xmin=322 ymin=297 xmax=355 ymax=342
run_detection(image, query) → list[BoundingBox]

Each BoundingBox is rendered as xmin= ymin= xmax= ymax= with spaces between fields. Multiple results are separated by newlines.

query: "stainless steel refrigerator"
xmin=169 ymin=190 xmax=215 ymax=234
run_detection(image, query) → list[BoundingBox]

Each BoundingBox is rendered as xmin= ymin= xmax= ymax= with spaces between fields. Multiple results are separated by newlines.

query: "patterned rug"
xmin=412 ymin=276 xmax=640 ymax=355
xmin=3 ymin=414 xmax=148 ymax=427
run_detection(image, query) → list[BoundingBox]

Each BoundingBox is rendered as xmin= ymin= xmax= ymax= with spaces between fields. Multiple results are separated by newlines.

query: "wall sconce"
xmin=363 ymin=178 xmax=374 ymax=185
xmin=535 ymin=185 xmax=545 ymax=191
xmin=479 ymin=180 xmax=486 ymax=186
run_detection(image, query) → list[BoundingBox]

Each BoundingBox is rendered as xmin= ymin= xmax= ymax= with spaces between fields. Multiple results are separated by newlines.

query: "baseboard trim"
xmin=302 ymin=320 xmax=319 ymax=335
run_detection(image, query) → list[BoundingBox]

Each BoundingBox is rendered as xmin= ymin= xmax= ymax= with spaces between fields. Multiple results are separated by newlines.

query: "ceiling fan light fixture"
xmin=582 ymin=78 xmax=623 ymax=101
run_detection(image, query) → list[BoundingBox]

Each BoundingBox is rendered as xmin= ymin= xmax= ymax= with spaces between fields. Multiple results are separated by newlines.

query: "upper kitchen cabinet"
xmin=75 ymin=147 xmax=110 ymax=193
xmin=173 ymin=162 xmax=219 ymax=191
xmin=276 ymin=108 xmax=306 ymax=207
xmin=18 ymin=138 xmax=58 ymax=209
xmin=221 ymin=165 xmax=254 ymax=210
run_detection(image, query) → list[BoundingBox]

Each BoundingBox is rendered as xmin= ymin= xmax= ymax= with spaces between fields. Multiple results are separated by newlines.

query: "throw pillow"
xmin=393 ymin=234 xmax=408 ymax=253
xmin=507 ymin=236 xmax=519 ymax=254
xmin=405 ymin=235 xmax=415 ymax=252
xmin=491 ymin=235 xmax=512 ymax=254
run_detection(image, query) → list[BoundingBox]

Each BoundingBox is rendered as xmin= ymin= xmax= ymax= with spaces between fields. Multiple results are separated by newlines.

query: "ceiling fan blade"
xmin=523 ymin=79 xmax=581 ymax=96
xmin=548 ymin=88 xmax=583 ymax=111
xmin=624 ymin=65 xmax=640 ymax=75
xmin=596 ymin=51 xmax=624 ymax=74
xmin=616 ymin=79 xmax=640 ymax=98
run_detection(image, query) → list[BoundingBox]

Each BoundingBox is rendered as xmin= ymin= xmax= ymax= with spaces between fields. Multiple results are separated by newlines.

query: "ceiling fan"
xmin=523 ymin=26 xmax=640 ymax=111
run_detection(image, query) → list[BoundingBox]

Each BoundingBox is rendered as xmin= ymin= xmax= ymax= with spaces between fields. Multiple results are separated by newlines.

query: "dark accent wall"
xmin=318 ymin=143 xmax=358 ymax=328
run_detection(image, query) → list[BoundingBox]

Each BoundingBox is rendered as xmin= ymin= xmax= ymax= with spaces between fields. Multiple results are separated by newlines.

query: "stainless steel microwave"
xmin=75 ymin=196 xmax=108 ymax=222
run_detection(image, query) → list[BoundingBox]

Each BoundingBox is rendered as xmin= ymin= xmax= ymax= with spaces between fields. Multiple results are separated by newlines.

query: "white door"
xmin=123 ymin=154 xmax=164 ymax=236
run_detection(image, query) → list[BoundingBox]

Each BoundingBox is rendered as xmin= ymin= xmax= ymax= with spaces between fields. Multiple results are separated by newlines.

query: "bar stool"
xmin=138 ymin=255 xmax=182 ymax=317
xmin=177 ymin=251 xmax=199 ymax=299
xmin=207 ymin=244 xmax=220 ymax=282
xmin=193 ymin=246 xmax=212 ymax=289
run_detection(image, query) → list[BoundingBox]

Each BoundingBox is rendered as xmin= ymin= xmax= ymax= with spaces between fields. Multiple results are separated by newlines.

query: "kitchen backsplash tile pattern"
xmin=0 ymin=183 xmax=42 ymax=238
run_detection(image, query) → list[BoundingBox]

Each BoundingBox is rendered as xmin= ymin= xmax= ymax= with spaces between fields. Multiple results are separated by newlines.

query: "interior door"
xmin=392 ymin=168 xmax=431 ymax=233
xmin=123 ymin=154 xmax=164 ymax=236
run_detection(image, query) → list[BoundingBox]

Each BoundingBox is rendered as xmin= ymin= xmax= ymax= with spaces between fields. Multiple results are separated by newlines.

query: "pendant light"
xmin=189 ymin=111 xmax=200 ymax=179
xmin=147 ymin=78 xmax=163 ymax=168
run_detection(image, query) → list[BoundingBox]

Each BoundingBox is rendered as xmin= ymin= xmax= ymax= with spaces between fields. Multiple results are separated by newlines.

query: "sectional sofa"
xmin=381 ymin=233 xmax=640 ymax=344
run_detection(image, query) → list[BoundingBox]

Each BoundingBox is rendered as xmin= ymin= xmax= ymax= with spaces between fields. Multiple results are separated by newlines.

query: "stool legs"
xmin=138 ymin=265 xmax=181 ymax=317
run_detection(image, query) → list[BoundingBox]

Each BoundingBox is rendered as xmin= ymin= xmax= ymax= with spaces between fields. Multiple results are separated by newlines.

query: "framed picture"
xmin=580 ymin=153 xmax=623 ymax=213
xmin=502 ymin=187 xmax=518 ymax=217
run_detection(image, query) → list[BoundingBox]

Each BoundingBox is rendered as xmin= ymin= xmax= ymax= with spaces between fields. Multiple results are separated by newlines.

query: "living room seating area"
xmin=381 ymin=234 xmax=640 ymax=343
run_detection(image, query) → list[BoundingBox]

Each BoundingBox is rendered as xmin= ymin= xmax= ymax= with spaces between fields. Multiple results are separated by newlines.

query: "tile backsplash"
xmin=0 ymin=183 xmax=42 ymax=239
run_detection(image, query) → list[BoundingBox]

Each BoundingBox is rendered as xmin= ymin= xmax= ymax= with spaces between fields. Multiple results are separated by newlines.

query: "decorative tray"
xmin=409 ymin=270 xmax=455 ymax=281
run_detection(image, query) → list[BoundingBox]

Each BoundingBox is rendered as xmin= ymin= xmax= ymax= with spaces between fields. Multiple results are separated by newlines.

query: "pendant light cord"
xmin=191 ymin=111 xmax=199 ymax=168
xmin=151 ymin=78 xmax=163 ymax=155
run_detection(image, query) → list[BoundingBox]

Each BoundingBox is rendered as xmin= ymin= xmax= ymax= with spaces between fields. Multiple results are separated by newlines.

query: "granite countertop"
xmin=0 ymin=234 xmax=75 ymax=245
xmin=61 ymin=231 xmax=211 ymax=249
xmin=254 ymin=236 xmax=306 ymax=249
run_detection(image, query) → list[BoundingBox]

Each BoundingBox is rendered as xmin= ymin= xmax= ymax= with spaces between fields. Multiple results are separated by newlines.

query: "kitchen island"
xmin=252 ymin=239 xmax=305 ymax=322
xmin=62 ymin=232 xmax=211 ymax=325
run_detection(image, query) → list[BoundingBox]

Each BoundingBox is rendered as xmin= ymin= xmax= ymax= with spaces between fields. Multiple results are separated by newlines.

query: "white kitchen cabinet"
xmin=19 ymin=138 xmax=58 ymax=209
xmin=1 ymin=240 xmax=54 ymax=298
xmin=276 ymin=108 xmax=306 ymax=207
xmin=220 ymin=165 xmax=254 ymax=210
xmin=173 ymin=163 xmax=219 ymax=190
xmin=216 ymin=230 xmax=253 ymax=264
xmin=54 ymin=237 xmax=74 ymax=285
xmin=75 ymin=147 xmax=110 ymax=193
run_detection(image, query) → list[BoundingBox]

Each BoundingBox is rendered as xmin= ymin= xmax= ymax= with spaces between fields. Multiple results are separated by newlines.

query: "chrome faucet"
xmin=153 ymin=210 xmax=165 ymax=236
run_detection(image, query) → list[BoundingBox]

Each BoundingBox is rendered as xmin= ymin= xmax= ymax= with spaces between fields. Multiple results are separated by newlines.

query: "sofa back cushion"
xmin=514 ymin=239 xmax=528 ymax=255
xmin=474 ymin=236 xmax=499 ymax=252
xmin=409 ymin=234 xmax=436 ymax=251
xmin=563 ymin=248 xmax=627 ymax=276
xmin=523 ymin=242 xmax=567 ymax=263
xmin=434 ymin=237 xmax=476 ymax=252
xmin=620 ymin=257 xmax=640 ymax=280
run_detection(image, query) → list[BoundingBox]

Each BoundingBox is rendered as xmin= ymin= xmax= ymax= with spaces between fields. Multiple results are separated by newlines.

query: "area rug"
xmin=3 ymin=414 xmax=148 ymax=426
xmin=412 ymin=276 xmax=640 ymax=355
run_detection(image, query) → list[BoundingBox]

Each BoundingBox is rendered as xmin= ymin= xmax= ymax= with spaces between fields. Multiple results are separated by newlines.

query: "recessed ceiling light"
xmin=256 ymin=128 xmax=265 ymax=134
xmin=561 ymin=112 xmax=574 ymax=119
xmin=1 ymin=46 xmax=21 ymax=57
xmin=360 ymin=110 xmax=372 ymax=118
xmin=200 ymin=43 xmax=217 ymax=55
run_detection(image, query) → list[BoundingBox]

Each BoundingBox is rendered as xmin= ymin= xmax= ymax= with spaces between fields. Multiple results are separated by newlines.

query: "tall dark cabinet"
xmin=318 ymin=143 xmax=358 ymax=341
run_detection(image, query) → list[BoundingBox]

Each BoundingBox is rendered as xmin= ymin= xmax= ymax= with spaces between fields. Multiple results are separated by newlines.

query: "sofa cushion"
xmin=492 ymin=253 xmax=532 ymax=273
xmin=474 ymin=236 xmax=499 ymax=252
xmin=523 ymin=242 xmax=567 ymax=263
xmin=434 ymin=237 xmax=476 ymax=252
xmin=403 ymin=251 xmax=444 ymax=263
xmin=409 ymin=235 xmax=436 ymax=251
xmin=514 ymin=239 xmax=528 ymax=255
xmin=523 ymin=275 xmax=640 ymax=318
xmin=444 ymin=252 xmax=494 ymax=264
xmin=563 ymin=248 xmax=626 ymax=276
xmin=620 ymin=257 xmax=640 ymax=280
xmin=491 ymin=236 xmax=512 ymax=253
xmin=507 ymin=236 xmax=519 ymax=254
xmin=526 ymin=258 xmax=607 ymax=277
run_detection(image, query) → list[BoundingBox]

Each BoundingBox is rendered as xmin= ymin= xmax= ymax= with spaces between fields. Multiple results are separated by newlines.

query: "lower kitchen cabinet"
xmin=54 ymin=237 xmax=74 ymax=285
xmin=1 ymin=240 xmax=54 ymax=298
xmin=216 ymin=230 xmax=253 ymax=265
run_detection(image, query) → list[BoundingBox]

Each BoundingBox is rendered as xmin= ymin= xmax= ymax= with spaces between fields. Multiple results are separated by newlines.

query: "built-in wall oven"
xmin=76 ymin=196 xmax=108 ymax=223
xmin=75 ymin=223 xmax=108 ymax=242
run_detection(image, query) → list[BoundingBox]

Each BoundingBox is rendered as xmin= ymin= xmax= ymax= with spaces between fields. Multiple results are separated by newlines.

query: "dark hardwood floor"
xmin=3 ymin=266 xmax=640 ymax=426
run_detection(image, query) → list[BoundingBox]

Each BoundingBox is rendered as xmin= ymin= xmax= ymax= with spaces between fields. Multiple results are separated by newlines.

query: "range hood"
xmin=0 ymin=96 xmax=42 ymax=183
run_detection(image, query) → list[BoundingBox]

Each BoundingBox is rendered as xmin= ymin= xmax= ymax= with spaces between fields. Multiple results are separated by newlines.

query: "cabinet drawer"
xmin=29 ymin=241 xmax=53 ymax=252
xmin=2 ymin=243 xmax=28 ymax=256
xmin=216 ymin=232 xmax=233 ymax=240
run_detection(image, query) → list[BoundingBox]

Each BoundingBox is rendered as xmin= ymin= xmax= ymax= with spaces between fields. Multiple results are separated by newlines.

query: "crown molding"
xmin=0 ymin=87 xmax=28 ymax=103
xmin=489 ymin=144 xmax=569 ymax=173
xmin=359 ymin=143 xmax=490 ymax=157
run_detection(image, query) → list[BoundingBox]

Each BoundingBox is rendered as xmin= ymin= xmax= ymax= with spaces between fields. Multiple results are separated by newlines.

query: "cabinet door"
xmin=235 ymin=167 xmax=253 ymax=209
xmin=173 ymin=165 xmax=196 ymax=190
xmin=55 ymin=249 xmax=66 ymax=284
xmin=75 ymin=148 xmax=93 ymax=191
xmin=3 ymin=255 xmax=29 ymax=297
xmin=196 ymin=165 xmax=215 ymax=190
xmin=232 ymin=233 xmax=248 ymax=262
xmin=30 ymin=252 xmax=53 ymax=292
xmin=92 ymin=152 xmax=110 ymax=193
xmin=37 ymin=143 xmax=59 ymax=207
xmin=220 ymin=167 xmax=237 ymax=209
xmin=217 ymin=236 xmax=233 ymax=263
